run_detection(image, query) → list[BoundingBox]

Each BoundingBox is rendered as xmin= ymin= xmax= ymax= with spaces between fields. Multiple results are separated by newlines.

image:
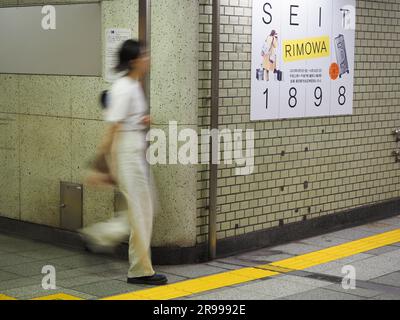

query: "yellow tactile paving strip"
xmin=265 ymin=229 xmax=400 ymax=271
xmin=0 ymin=294 xmax=17 ymax=300
xmin=1 ymin=229 xmax=399 ymax=300
xmin=0 ymin=293 xmax=82 ymax=300
xmin=102 ymin=228 xmax=400 ymax=300
xmin=103 ymin=268 xmax=280 ymax=300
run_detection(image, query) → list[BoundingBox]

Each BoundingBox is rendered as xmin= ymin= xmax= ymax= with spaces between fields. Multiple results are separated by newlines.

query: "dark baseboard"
xmin=0 ymin=198 xmax=399 ymax=265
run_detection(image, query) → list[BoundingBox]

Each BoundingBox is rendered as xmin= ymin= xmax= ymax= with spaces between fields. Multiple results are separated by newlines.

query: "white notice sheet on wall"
xmin=250 ymin=0 xmax=356 ymax=121
xmin=105 ymin=28 xmax=132 ymax=83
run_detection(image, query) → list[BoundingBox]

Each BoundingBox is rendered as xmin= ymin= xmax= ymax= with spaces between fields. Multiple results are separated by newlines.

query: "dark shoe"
xmin=127 ymin=274 xmax=168 ymax=286
xmin=84 ymin=243 xmax=93 ymax=253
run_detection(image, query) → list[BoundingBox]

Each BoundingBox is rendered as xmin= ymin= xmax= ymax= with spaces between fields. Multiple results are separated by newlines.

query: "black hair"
xmin=115 ymin=39 xmax=143 ymax=73
xmin=100 ymin=90 xmax=109 ymax=110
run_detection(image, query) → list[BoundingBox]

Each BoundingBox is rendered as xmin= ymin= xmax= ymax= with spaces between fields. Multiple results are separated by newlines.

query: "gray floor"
xmin=0 ymin=215 xmax=399 ymax=300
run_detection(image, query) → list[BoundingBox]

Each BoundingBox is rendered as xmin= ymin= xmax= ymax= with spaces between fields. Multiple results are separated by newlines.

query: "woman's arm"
xmin=97 ymin=122 xmax=122 ymax=155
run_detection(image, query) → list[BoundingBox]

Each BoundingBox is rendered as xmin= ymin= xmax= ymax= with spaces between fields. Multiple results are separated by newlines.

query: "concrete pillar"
xmin=150 ymin=0 xmax=199 ymax=247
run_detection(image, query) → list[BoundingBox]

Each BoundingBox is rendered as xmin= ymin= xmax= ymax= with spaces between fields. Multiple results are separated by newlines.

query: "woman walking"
xmin=81 ymin=40 xmax=167 ymax=286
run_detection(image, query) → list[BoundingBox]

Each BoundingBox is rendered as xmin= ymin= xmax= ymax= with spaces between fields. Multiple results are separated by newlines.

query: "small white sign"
xmin=105 ymin=28 xmax=132 ymax=83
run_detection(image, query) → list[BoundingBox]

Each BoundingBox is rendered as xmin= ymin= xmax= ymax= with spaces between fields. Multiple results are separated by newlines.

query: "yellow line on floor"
xmin=102 ymin=228 xmax=400 ymax=300
xmin=103 ymin=268 xmax=280 ymax=300
xmin=265 ymin=229 xmax=400 ymax=270
xmin=0 ymin=293 xmax=83 ymax=301
xmin=0 ymin=294 xmax=16 ymax=300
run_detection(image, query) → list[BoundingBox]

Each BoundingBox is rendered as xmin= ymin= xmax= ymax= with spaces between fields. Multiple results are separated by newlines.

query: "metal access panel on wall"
xmin=0 ymin=3 xmax=101 ymax=76
xmin=60 ymin=182 xmax=83 ymax=231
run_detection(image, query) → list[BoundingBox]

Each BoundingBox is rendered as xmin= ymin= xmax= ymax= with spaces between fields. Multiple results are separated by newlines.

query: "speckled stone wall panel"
xmin=17 ymin=0 xmax=43 ymax=4
xmin=102 ymin=0 xmax=138 ymax=36
xmin=150 ymin=123 xmax=198 ymax=247
xmin=149 ymin=1 xmax=199 ymax=247
xmin=19 ymin=115 xmax=72 ymax=227
xmin=0 ymin=0 xmax=139 ymax=228
xmin=150 ymin=0 xmax=199 ymax=125
xmin=0 ymin=75 xmax=19 ymax=114
xmin=2 ymin=1 xmax=100 ymax=6
xmin=0 ymin=1 xmax=18 ymax=7
xmin=101 ymin=0 xmax=139 ymax=77
xmin=71 ymin=119 xmax=106 ymax=183
xmin=70 ymin=77 xmax=107 ymax=121
xmin=0 ymin=114 xmax=20 ymax=220
xmin=44 ymin=0 xmax=99 ymax=3
xmin=71 ymin=119 xmax=114 ymax=226
xmin=18 ymin=75 xmax=72 ymax=118
xmin=81 ymin=187 xmax=115 ymax=227
xmin=0 ymin=0 xmax=202 ymax=248
xmin=152 ymin=163 xmax=198 ymax=247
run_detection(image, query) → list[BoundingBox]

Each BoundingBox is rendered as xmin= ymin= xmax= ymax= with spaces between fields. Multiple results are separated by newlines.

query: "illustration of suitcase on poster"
xmin=274 ymin=70 xmax=283 ymax=81
xmin=277 ymin=70 xmax=283 ymax=81
xmin=256 ymin=67 xmax=264 ymax=81
xmin=334 ymin=34 xmax=350 ymax=78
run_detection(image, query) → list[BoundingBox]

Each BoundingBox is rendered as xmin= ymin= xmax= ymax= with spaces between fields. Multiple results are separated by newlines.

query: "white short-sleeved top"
xmin=105 ymin=76 xmax=148 ymax=131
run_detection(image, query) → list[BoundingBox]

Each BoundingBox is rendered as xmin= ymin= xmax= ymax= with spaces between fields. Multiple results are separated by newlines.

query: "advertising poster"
xmin=251 ymin=0 xmax=356 ymax=121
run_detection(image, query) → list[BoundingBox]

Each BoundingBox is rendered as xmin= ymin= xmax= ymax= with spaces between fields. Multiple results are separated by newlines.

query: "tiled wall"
xmin=197 ymin=0 xmax=400 ymax=243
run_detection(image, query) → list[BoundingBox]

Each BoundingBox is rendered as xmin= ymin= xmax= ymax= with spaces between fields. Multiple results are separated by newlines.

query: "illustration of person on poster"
xmin=262 ymin=30 xmax=278 ymax=81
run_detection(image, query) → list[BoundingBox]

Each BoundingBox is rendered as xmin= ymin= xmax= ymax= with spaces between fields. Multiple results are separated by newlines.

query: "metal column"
xmin=139 ymin=0 xmax=151 ymax=101
xmin=208 ymin=0 xmax=220 ymax=261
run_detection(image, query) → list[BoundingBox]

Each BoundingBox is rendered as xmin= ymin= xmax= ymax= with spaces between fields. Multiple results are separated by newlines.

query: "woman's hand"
xmin=142 ymin=115 xmax=151 ymax=126
xmin=85 ymin=171 xmax=116 ymax=187
xmin=97 ymin=123 xmax=120 ymax=155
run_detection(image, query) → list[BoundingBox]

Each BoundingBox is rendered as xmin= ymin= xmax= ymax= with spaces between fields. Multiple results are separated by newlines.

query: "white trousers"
xmin=82 ymin=131 xmax=156 ymax=278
